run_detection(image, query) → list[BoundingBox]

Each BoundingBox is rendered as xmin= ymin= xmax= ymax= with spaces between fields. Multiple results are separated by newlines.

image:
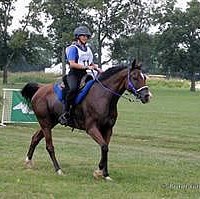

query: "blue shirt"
xmin=66 ymin=43 xmax=89 ymax=75
xmin=66 ymin=44 xmax=88 ymax=63
xmin=67 ymin=46 xmax=78 ymax=63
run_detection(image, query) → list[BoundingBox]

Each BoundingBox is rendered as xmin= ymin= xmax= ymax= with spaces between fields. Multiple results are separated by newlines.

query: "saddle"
xmin=53 ymin=75 xmax=95 ymax=105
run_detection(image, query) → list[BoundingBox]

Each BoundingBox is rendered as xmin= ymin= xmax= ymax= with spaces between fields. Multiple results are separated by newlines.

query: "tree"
xmin=43 ymin=0 xmax=92 ymax=75
xmin=82 ymin=0 xmax=149 ymax=67
xmin=88 ymin=0 xmax=128 ymax=67
xmin=11 ymin=0 xmax=52 ymax=71
xmin=109 ymin=0 xmax=157 ymax=71
xmin=0 ymin=0 xmax=16 ymax=84
xmin=0 ymin=0 xmax=52 ymax=84
xmin=112 ymin=32 xmax=155 ymax=72
xmin=43 ymin=0 xmax=153 ymax=72
xmin=9 ymin=30 xmax=52 ymax=71
xmin=153 ymin=0 xmax=200 ymax=91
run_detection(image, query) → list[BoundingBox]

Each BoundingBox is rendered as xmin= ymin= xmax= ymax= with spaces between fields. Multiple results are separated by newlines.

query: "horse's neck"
xmin=101 ymin=69 xmax=127 ymax=95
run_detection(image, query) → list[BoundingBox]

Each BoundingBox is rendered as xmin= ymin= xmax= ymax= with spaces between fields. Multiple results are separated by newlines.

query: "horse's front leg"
xmin=98 ymin=128 xmax=113 ymax=180
xmin=99 ymin=144 xmax=109 ymax=176
xmin=43 ymin=127 xmax=63 ymax=175
xmin=25 ymin=129 xmax=44 ymax=168
xmin=87 ymin=125 xmax=111 ymax=180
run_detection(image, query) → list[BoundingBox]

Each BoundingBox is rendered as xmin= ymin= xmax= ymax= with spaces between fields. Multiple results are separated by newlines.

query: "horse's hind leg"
xmin=42 ymin=127 xmax=63 ymax=175
xmin=25 ymin=129 xmax=44 ymax=168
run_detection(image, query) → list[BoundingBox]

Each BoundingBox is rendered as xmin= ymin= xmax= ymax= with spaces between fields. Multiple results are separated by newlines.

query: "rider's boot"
xmin=58 ymin=105 xmax=71 ymax=125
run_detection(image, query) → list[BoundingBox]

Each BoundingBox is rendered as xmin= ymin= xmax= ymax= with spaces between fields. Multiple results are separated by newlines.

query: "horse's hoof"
xmin=57 ymin=169 xmax=64 ymax=175
xmin=104 ymin=176 xmax=113 ymax=181
xmin=93 ymin=169 xmax=103 ymax=179
xmin=25 ymin=157 xmax=33 ymax=168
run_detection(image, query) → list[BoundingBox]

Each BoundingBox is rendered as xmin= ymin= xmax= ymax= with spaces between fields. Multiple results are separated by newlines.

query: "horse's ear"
xmin=138 ymin=62 xmax=142 ymax=69
xmin=131 ymin=59 xmax=136 ymax=70
xmin=131 ymin=59 xmax=142 ymax=70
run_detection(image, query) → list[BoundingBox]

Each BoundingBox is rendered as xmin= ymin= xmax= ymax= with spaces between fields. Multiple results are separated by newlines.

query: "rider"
xmin=59 ymin=25 xmax=102 ymax=125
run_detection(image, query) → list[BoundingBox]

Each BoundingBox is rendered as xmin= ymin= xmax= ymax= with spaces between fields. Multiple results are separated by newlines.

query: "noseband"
xmin=127 ymin=68 xmax=148 ymax=98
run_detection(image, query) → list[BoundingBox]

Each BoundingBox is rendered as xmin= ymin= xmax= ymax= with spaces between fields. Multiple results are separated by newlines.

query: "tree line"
xmin=0 ymin=0 xmax=200 ymax=91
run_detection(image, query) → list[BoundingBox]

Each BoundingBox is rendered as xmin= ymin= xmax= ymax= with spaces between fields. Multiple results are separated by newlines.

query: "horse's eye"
xmin=132 ymin=76 xmax=138 ymax=80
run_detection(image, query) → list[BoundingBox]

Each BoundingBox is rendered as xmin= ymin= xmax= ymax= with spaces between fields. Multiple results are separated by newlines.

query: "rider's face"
xmin=78 ymin=35 xmax=89 ymax=44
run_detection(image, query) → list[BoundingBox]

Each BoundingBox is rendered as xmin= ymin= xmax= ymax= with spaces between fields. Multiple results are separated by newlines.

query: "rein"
xmin=91 ymin=68 xmax=145 ymax=102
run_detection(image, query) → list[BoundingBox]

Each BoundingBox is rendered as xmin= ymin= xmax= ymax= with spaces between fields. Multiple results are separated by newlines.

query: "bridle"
xmin=127 ymin=68 xmax=149 ymax=98
xmin=91 ymin=68 xmax=148 ymax=102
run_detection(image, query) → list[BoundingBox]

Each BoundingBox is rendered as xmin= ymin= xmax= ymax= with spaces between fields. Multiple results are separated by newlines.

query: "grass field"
xmin=1 ymin=73 xmax=200 ymax=198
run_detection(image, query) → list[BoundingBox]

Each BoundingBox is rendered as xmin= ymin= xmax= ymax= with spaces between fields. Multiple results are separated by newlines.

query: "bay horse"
xmin=21 ymin=59 xmax=150 ymax=180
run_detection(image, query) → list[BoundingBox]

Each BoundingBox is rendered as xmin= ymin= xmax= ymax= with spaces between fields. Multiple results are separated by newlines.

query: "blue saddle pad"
xmin=53 ymin=80 xmax=95 ymax=105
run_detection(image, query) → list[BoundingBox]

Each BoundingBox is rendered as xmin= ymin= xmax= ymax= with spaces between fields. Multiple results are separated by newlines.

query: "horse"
xmin=21 ymin=59 xmax=151 ymax=180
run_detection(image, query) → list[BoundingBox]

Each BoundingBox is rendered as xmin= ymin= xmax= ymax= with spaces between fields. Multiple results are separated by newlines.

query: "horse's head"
xmin=126 ymin=59 xmax=150 ymax=103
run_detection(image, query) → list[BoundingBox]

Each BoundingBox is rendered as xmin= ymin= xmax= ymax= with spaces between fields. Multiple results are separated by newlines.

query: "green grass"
xmin=0 ymin=87 xmax=200 ymax=198
xmin=0 ymin=72 xmax=200 ymax=198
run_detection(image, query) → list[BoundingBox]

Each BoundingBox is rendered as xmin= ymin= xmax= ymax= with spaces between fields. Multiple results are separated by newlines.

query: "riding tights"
xmin=63 ymin=73 xmax=83 ymax=112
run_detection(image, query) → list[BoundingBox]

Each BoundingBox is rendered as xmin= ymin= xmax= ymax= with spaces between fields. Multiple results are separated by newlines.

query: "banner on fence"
xmin=1 ymin=88 xmax=37 ymax=125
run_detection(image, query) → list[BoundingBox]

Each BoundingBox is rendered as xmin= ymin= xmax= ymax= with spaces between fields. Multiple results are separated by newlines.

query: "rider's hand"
xmin=89 ymin=64 xmax=103 ymax=73
xmin=95 ymin=67 xmax=103 ymax=73
xmin=87 ymin=65 xmax=95 ymax=70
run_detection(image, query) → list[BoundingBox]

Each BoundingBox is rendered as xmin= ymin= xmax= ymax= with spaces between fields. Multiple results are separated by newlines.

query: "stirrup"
xmin=58 ymin=112 xmax=70 ymax=125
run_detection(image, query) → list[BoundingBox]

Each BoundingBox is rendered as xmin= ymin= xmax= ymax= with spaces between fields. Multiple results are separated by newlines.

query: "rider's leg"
xmin=59 ymin=74 xmax=79 ymax=125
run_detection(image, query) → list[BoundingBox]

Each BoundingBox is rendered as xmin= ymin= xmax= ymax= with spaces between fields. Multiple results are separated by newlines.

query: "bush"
xmin=148 ymin=78 xmax=190 ymax=89
xmin=9 ymin=72 xmax=61 ymax=84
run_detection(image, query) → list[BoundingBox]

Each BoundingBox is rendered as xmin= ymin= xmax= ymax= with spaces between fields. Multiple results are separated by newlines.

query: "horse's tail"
xmin=21 ymin=82 xmax=40 ymax=103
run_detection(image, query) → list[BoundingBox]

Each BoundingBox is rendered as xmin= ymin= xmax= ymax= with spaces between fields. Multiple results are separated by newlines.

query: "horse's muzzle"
xmin=137 ymin=87 xmax=151 ymax=104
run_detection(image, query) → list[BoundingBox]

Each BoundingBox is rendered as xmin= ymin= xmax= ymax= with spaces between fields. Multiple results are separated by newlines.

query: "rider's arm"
xmin=67 ymin=46 xmax=87 ymax=70
xmin=69 ymin=61 xmax=88 ymax=70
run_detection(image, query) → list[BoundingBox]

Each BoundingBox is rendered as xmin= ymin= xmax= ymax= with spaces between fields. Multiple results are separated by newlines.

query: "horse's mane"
xmin=98 ymin=66 xmax=127 ymax=81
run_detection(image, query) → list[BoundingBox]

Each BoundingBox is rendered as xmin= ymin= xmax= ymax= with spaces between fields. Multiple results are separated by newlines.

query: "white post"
xmin=0 ymin=89 xmax=6 ymax=127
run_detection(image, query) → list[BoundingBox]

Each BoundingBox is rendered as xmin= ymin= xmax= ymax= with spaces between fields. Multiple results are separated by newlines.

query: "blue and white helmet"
xmin=73 ymin=26 xmax=92 ymax=38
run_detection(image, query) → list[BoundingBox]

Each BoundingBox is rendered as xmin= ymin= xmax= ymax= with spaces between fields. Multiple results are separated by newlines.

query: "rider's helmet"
xmin=73 ymin=26 xmax=92 ymax=39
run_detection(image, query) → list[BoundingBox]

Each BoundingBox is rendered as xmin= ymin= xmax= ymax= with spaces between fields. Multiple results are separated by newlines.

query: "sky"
xmin=11 ymin=0 xmax=30 ymax=30
xmin=175 ymin=0 xmax=190 ymax=8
